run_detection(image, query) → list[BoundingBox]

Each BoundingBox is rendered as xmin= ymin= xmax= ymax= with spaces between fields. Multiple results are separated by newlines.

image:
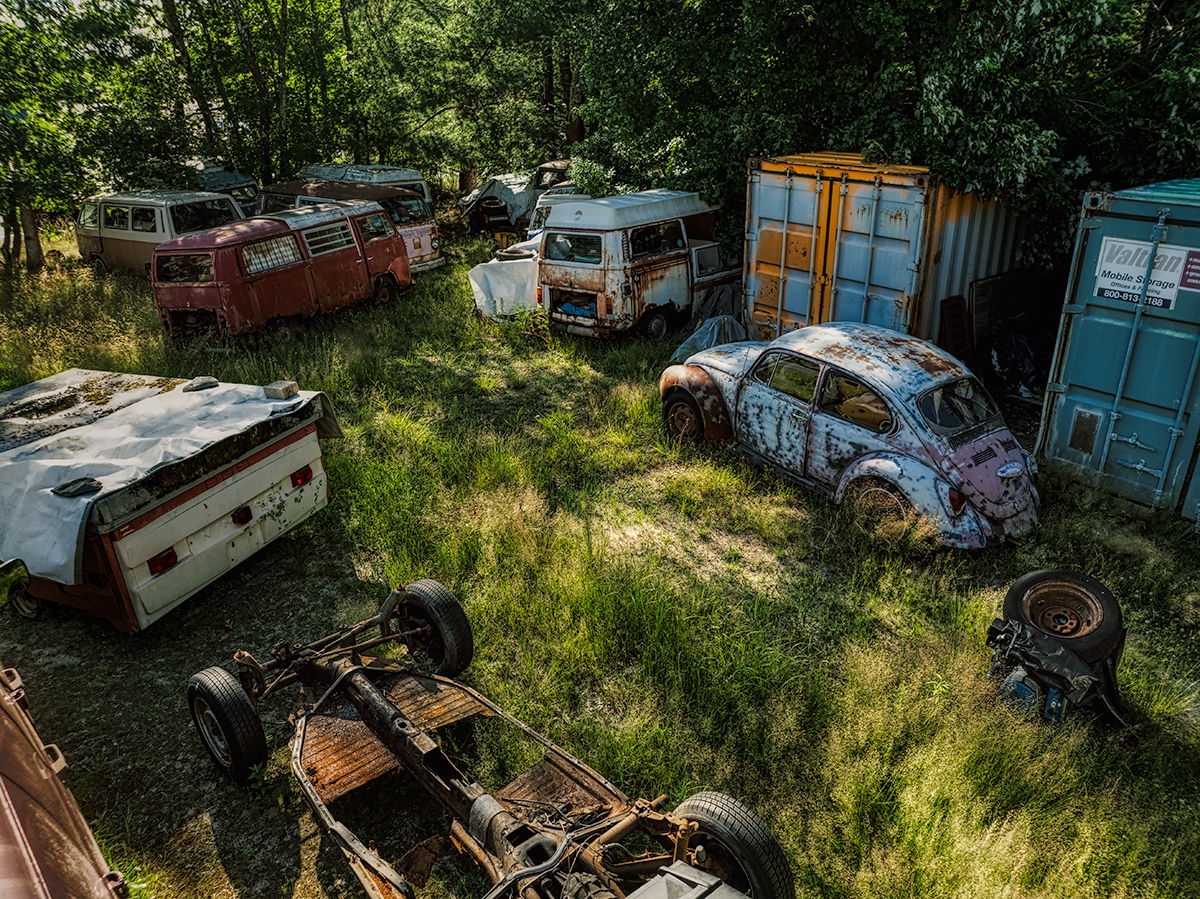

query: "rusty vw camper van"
xmin=151 ymin=200 xmax=411 ymax=337
xmin=539 ymin=191 xmax=740 ymax=338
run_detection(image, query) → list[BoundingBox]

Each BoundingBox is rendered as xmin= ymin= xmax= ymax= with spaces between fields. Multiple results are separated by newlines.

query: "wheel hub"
xmin=667 ymin=404 xmax=699 ymax=439
xmin=1022 ymin=580 xmax=1103 ymax=639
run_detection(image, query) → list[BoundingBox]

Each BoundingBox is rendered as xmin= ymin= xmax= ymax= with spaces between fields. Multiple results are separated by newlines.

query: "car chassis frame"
xmin=189 ymin=581 xmax=793 ymax=899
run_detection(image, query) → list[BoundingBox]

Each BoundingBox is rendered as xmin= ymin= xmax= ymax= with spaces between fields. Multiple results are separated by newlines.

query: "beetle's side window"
xmin=820 ymin=373 xmax=892 ymax=432
xmin=752 ymin=353 xmax=819 ymax=403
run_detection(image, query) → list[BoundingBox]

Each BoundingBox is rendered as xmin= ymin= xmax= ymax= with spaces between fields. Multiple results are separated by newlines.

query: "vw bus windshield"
xmin=917 ymin=378 xmax=1001 ymax=436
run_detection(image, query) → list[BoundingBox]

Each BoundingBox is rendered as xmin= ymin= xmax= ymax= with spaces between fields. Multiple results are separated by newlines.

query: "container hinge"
xmin=1062 ymin=304 xmax=1084 ymax=314
xmin=1110 ymin=431 xmax=1156 ymax=451
xmin=1045 ymin=383 xmax=1066 ymax=394
xmin=1115 ymin=458 xmax=1163 ymax=478
xmin=1081 ymin=219 xmax=1101 ymax=230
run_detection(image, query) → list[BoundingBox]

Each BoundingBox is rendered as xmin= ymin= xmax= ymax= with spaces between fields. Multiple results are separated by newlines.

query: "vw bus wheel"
xmin=90 ymin=257 xmax=108 ymax=278
xmin=10 ymin=589 xmax=45 ymax=620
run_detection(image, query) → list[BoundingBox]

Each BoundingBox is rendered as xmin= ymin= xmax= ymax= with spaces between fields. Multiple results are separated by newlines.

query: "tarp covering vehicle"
xmin=0 ymin=370 xmax=341 ymax=632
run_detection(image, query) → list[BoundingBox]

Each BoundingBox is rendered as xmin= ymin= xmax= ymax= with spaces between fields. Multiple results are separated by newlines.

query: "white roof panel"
xmin=544 ymin=190 xmax=717 ymax=231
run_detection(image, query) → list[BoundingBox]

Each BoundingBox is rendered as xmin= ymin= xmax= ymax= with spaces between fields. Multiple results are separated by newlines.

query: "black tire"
xmin=561 ymin=873 xmax=619 ymax=899
xmin=675 ymin=791 xmax=794 ymax=899
xmin=663 ymin=391 xmax=703 ymax=443
xmin=187 ymin=666 xmax=268 ymax=784
xmin=385 ymin=579 xmax=474 ymax=677
xmin=9 ymin=589 xmax=44 ymax=620
xmin=1003 ymin=569 xmax=1123 ymax=663
xmin=373 ymin=275 xmax=399 ymax=303
xmin=642 ymin=310 xmax=671 ymax=340
xmin=90 ymin=256 xmax=108 ymax=279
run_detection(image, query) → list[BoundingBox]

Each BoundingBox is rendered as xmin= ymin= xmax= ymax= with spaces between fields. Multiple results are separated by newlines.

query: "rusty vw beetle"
xmin=659 ymin=322 xmax=1038 ymax=548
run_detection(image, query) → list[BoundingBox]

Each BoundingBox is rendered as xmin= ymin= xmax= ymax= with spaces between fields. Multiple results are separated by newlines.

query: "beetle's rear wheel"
xmin=847 ymin=477 xmax=911 ymax=524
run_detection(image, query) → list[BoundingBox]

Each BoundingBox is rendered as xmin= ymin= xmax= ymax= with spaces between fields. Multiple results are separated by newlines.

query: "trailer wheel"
xmin=187 ymin=666 xmax=268 ymax=784
xmin=9 ymin=589 xmax=44 ymax=620
xmin=385 ymin=579 xmax=474 ymax=677
xmin=663 ymin=391 xmax=703 ymax=443
xmin=1003 ymin=569 xmax=1123 ymax=663
xmin=675 ymin=792 xmax=794 ymax=899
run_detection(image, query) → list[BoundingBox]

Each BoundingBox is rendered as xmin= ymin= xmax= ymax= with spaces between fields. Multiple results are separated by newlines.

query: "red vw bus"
xmin=152 ymin=200 xmax=411 ymax=337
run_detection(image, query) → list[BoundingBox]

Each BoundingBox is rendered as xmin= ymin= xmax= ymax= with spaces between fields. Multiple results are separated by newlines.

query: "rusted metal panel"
xmin=660 ymin=365 xmax=735 ymax=445
xmin=386 ymin=672 xmax=492 ymax=729
xmin=499 ymin=752 xmax=629 ymax=813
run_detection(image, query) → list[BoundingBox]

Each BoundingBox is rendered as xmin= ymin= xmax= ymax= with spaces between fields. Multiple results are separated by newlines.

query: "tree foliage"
xmin=0 ymin=0 xmax=1196 ymax=265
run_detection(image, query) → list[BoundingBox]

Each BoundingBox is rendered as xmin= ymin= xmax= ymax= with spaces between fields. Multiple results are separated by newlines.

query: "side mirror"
xmin=1 ymin=559 xmax=32 ymax=603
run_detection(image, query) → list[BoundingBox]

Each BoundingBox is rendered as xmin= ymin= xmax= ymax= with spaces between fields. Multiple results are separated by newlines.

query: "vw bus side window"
xmin=358 ymin=213 xmax=394 ymax=242
xmin=78 ymin=204 xmax=99 ymax=229
xmin=243 ymin=234 xmax=303 ymax=275
xmin=170 ymin=199 xmax=239 ymax=235
xmin=260 ymin=193 xmax=295 ymax=214
xmin=544 ymin=232 xmax=602 ymax=264
xmin=103 ymin=206 xmax=130 ymax=230
xmin=302 ymin=222 xmax=356 ymax=256
xmin=630 ymin=220 xmax=685 ymax=258
xmin=131 ymin=207 xmax=158 ymax=233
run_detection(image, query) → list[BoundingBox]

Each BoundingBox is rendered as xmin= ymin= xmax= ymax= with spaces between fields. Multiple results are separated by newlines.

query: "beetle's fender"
xmin=837 ymin=453 xmax=989 ymax=549
xmin=659 ymin=364 xmax=735 ymax=445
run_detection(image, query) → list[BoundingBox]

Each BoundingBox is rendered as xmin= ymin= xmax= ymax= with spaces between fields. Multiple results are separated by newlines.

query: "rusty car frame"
xmin=188 ymin=580 xmax=795 ymax=899
xmin=659 ymin=322 xmax=1038 ymax=548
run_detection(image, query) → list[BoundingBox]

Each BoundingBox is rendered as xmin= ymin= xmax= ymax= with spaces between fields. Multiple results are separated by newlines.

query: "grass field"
xmin=1 ymin=243 xmax=1198 ymax=899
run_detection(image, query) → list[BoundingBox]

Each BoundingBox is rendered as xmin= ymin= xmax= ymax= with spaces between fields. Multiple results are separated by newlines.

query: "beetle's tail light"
xmin=949 ymin=487 xmax=968 ymax=513
xmin=147 ymin=547 xmax=177 ymax=576
xmin=291 ymin=465 xmax=314 ymax=489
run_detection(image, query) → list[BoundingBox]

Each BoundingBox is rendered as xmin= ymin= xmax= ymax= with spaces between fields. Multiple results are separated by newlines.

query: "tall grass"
xmin=1 ymin=249 xmax=1197 ymax=899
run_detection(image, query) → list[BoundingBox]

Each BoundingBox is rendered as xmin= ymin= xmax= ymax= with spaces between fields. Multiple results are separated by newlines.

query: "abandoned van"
xmin=259 ymin=179 xmax=444 ymax=272
xmin=76 ymin=190 xmax=244 ymax=275
xmin=539 ymin=190 xmax=741 ymax=338
xmin=298 ymin=162 xmax=433 ymax=203
xmin=0 ymin=369 xmax=341 ymax=633
xmin=152 ymin=200 xmax=411 ymax=337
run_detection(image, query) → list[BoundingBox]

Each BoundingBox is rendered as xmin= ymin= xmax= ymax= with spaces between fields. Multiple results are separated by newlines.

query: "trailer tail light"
xmin=949 ymin=487 xmax=968 ymax=514
xmin=231 ymin=505 xmax=252 ymax=526
xmin=291 ymin=465 xmax=314 ymax=489
xmin=147 ymin=547 xmax=177 ymax=576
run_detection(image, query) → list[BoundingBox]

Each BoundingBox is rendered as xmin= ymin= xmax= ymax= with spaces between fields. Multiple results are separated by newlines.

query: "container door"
xmin=821 ymin=176 xmax=925 ymax=333
xmin=1039 ymin=209 xmax=1200 ymax=516
xmin=745 ymin=159 xmax=928 ymax=340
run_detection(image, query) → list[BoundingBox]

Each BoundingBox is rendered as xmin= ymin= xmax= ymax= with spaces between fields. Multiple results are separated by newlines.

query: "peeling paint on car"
xmin=661 ymin=322 xmax=1038 ymax=548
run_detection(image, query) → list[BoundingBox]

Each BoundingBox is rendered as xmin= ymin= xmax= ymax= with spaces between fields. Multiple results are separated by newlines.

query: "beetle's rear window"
xmin=918 ymin=378 xmax=1000 ymax=436
xmin=156 ymin=254 xmax=213 ymax=283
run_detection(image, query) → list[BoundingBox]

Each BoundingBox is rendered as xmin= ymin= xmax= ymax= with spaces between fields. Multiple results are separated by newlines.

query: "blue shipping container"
xmin=1036 ymin=179 xmax=1200 ymax=519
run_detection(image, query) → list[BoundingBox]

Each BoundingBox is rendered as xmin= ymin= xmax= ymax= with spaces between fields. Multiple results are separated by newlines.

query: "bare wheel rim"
xmin=856 ymin=485 xmax=909 ymax=522
xmin=667 ymin=402 xmax=700 ymax=440
xmin=193 ymin=697 xmax=232 ymax=769
xmin=1021 ymin=580 xmax=1104 ymax=639
xmin=692 ymin=834 xmax=752 ymax=892
xmin=400 ymin=601 xmax=446 ymax=668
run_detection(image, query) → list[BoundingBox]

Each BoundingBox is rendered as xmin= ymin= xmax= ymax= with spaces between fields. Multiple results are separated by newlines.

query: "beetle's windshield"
xmin=918 ymin=378 xmax=1000 ymax=436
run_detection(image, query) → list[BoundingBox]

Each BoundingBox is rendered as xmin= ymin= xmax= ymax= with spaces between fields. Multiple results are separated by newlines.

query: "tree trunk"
xmin=542 ymin=44 xmax=555 ymax=119
xmin=560 ymin=52 xmax=584 ymax=146
xmin=5 ymin=205 xmax=21 ymax=266
xmin=228 ymin=0 xmax=274 ymax=181
xmin=160 ymin=0 xmax=221 ymax=151
xmin=20 ymin=205 xmax=42 ymax=272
